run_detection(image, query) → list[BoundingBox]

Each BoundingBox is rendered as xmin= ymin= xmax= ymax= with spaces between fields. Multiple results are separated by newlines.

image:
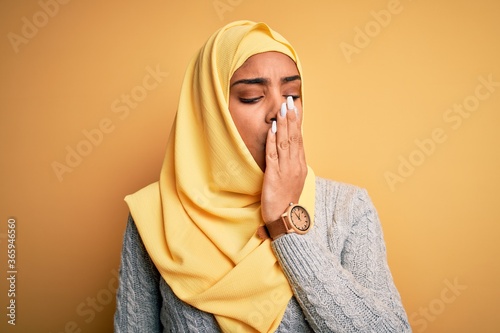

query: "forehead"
xmin=230 ymin=52 xmax=299 ymax=82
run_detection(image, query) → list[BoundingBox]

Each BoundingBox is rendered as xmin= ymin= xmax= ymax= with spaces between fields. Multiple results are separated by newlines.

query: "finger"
xmin=265 ymin=122 xmax=279 ymax=168
xmin=286 ymin=97 xmax=307 ymax=170
xmin=286 ymin=106 xmax=303 ymax=163
xmin=276 ymin=103 xmax=290 ymax=165
xmin=295 ymin=107 xmax=307 ymax=168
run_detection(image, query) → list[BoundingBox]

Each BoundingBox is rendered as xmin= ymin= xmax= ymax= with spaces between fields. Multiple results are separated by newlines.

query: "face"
xmin=228 ymin=51 xmax=302 ymax=171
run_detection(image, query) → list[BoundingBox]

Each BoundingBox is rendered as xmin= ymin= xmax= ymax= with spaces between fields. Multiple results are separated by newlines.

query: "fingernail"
xmin=287 ymin=96 xmax=298 ymax=116
xmin=272 ymin=120 xmax=277 ymax=133
xmin=280 ymin=103 xmax=287 ymax=117
xmin=287 ymin=96 xmax=294 ymax=110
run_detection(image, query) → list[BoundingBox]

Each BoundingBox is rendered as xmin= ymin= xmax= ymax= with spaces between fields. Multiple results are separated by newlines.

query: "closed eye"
xmin=239 ymin=97 xmax=263 ymax=104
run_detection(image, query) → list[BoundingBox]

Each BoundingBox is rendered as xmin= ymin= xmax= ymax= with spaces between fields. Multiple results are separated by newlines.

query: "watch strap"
xmin=265 ymin=215 xmax=288 ymax=239
xmin=256 ymin=225 xmax=270 ymax=240
xmin=256 ymin=203 xmax=297 ymax=240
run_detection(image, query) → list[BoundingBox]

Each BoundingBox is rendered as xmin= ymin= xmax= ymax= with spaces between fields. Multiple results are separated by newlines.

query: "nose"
xmin=265 ymin=93 xmax=287 ymax=124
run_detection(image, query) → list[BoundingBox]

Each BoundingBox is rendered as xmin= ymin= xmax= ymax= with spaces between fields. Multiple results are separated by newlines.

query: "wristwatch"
xmin=262 ymin=203 xmax=311 ymax=240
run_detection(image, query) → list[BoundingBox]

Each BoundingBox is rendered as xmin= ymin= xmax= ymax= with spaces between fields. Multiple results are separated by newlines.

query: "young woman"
xmin=114 ymin=20 xmax=411 ymax=333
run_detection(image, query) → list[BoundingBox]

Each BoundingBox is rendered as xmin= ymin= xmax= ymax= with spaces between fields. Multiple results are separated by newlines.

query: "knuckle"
xmin=289 ymin=135 xmax=300 ymax=144
xmin=267 ymin=151 xmax=278 ymax=160
xmin=278 ymin=140 xmax=290 ymax=150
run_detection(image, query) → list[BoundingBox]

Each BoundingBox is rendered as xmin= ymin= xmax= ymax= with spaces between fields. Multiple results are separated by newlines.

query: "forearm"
xmin=272 ymin=233 xmax=410 ymax=333
xmin=271 ymin=185 xmax=411 ymax=333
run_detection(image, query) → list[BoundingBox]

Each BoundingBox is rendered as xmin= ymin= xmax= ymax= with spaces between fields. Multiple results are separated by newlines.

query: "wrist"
xmin=262 ymin=195 xmax=301 ymax=224
xmin=263 ymin=206 xmax=288 ymax=225
xmin=259 ymin=203 xmax=311 ymax=240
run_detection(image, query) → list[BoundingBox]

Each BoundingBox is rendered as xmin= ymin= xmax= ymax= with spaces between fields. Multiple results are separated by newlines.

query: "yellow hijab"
xmin=125 ymin=20 xmax=315 ymax=332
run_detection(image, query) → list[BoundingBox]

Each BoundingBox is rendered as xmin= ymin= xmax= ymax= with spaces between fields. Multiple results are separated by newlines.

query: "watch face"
xmin=289 ymin=205 xmax=310 ymax=233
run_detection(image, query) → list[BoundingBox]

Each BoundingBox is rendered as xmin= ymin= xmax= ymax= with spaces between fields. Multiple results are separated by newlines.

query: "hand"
xmin=261 ymin=99 xmax=307 ymax=223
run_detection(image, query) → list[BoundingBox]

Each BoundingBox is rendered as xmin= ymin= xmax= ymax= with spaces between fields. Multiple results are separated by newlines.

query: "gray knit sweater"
xmin=114 ymin=177 xmax=411 ymax=332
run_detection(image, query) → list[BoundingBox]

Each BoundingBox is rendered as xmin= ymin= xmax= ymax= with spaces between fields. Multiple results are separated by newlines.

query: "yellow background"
xmin=1 ymin=0 xmax=499 ymax=332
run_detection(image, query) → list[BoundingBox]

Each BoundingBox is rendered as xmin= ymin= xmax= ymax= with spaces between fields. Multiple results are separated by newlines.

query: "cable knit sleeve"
xmin=271 ymin=179 xmax=411 ymax=332
xmin=114 ymin=215 xmax=163 ymax=333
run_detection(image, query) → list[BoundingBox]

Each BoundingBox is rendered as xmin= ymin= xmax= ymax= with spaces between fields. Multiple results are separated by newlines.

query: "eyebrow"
xmin=230 ymin=75 xmax=301 ymax=87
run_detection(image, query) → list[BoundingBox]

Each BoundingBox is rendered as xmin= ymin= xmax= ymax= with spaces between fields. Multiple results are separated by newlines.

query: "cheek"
xmin=234 ymin=117 xmax=262 ymax=146
xmin=229 ymin=104 xmax=264 ymax=142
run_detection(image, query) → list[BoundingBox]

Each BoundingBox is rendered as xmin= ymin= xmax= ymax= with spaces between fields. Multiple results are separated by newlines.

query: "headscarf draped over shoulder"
xmin=125 ymin=20 xmax=315 ymax=333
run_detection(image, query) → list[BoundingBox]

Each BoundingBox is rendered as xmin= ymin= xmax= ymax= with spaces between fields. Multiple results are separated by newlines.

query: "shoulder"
xmin=122 ymin=214 xmax=141 ymax=249
xmin=314 ymin=176 xmax=370 ymax=207
xmin=312 ymin=177 xmax=379 ymax=252
xmin=313 ymin=176 xmax=376 ymax=229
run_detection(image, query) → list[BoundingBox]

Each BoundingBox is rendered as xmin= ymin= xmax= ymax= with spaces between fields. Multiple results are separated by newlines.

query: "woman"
xmin=114 ymin=20 xmax=411 ymax=332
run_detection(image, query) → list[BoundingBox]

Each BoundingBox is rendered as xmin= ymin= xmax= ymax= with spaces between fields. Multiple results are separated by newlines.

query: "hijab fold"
xmin=125 ymin=20 xmax=316 ymax=333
